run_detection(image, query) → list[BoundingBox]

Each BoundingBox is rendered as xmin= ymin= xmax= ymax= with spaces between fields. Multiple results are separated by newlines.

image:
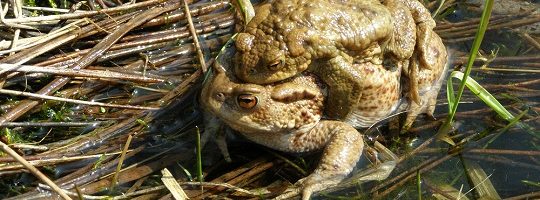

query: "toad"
xmin=233 ymin=0 xmax=443 ymax=121
xmin=201 ymin=41 xmax=402 ymax=199
xmin=233 ymin=0 xmax=394 ymax=119
xmin=202 ymin=31 xmax=447 ymax=197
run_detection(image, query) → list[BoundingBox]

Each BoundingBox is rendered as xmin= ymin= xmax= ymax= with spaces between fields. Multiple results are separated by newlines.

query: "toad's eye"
xmin=267 ymin=59 xmax=283 ymax=71
xmin=237 ymin=94 xmax=257 ymax=109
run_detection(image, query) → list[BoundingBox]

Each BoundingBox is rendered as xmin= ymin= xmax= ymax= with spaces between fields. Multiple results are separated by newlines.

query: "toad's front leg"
xmin=310 ymin=55 xmax=363 ymax=119
xmin=275 ymin=120 xmax=364 ymax=200
xmin=202 ymin=114 xmax=232 ymax=162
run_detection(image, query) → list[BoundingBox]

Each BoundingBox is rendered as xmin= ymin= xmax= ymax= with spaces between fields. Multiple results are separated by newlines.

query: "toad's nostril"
xmin=215 ymin=93 xmax=225 ymax=101
xmin=247 ymin=68 xmax=257 ymax=75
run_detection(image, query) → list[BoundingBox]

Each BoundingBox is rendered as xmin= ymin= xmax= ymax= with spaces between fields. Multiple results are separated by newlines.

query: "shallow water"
xmin=323 ymin=1 xmax=540 ymax=199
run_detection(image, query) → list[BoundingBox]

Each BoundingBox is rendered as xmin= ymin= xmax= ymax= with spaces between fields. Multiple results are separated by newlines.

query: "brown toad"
xmin=201 ymin=41 xmax=402 ymax=199
xmin=201 ymin=27 xmax=447 ymax=197
xmin=233 ymin=0 xmax=443 ymax=122
xmin=201 ymin=1 xmax=448 ymax=196
xmin=233 ymin=0 xmax=394 ymax=119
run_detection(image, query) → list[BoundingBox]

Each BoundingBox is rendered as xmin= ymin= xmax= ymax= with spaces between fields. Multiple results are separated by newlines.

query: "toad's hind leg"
xmin=403 ymin=33 xmax=448 ymax=130
xmin=311 ymin=55 xmax=363 ymax=119
xmin=275 ymin=121 xmax=364 ymax=200
xmin=393 ymin=0 xmax=437 ymax=71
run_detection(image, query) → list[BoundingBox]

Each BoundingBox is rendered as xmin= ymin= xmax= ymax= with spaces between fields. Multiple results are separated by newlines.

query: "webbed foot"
xmin=274 ymin=120 xmax=364 ymax=199
xmin=202 ymin=114 xmax=232 ymax=162
xmin=402 ymin=85 xmax=439 ymax=130
xmin=311 ymin=55 xmax=363 ymax=119
xmin=274 ymin=172 xmax=347 ymax=200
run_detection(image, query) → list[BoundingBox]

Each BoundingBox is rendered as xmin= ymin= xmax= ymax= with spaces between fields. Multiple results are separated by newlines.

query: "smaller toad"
xmin=202 ymin=61 xmax=366 ymax=200
xmin=201 ymin=42 xmax=402 ymax=199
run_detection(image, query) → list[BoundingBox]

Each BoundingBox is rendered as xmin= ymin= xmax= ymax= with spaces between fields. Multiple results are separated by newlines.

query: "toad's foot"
xmin=350 ymin=141 xmax=398 ymax=182
xmin=407 ymin=55 xmax=421 ymax=105
xmin=402 ymin=85 xmax=439 ymax=130
xmin=311 ymin=55 xmax=363 ymax=119
xmin=275 ymin=120 xmax=364 ymax=200
xmin=406 ymin=26 xmax=441 ymax=106
xmin=274 ymin=172 xmax=348 ymax=200
xmin=416 ymin=23 xmax=435 ymax=70
xmin=202 ymin=114 xmax=232 ymax=162
xmin=393 ymin=0 xmax=437 ymax=71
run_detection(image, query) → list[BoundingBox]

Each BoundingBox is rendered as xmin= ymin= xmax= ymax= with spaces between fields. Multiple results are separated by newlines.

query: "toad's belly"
xmin=340 ymin=61 xmax=403 ymax=128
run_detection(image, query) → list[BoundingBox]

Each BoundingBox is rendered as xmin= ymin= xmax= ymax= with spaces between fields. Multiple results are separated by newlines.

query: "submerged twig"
xmin=111 ymin=133 xmax=135 ymax=189
xmin=0 ymin=88 xmax=159 ymax=110
xmin=1 ymin=0 xmax=168 ymax=24
xmin=0 ymin=152 xmax=127 ymax=171
xmin=0 ymin=141 xmax=72 ymax=200
xmin=372 ymin=154 xmax=454 ymax=198
xmin=0 ymin=63 xmax=166 ymax=83
xmin=0 ymin=121 xmax=103 ymax=127
xmin=0 ymin=3 xmax=178 ymax=123
xmin=520 ymin=33 xmax=540 ymax=51
xmin=183 ymin=0 xmax=207 ymax=72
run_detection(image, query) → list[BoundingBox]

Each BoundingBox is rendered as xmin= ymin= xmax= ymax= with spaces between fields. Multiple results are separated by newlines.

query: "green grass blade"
xmin=521 ymin=180 xmax=540 ymax=188
xmin=484 ymin=109 xmax=528 ymax=148
xmin=196 ymin=126 xmax=203 ymax=182
xmin=449 ymin=71 xmax=514 ymax=121
xmin=236 ymin=0 xmax=255 ymax=27
xmin=448 ymin=72 xmax=539 ymax=139
xmin=446 ymin=75 xmax=456 ymax=114
xmin=437 ymin=0 xmax=494 ymax=143
xmin=447 ymin=0 xmax=494 ymax=122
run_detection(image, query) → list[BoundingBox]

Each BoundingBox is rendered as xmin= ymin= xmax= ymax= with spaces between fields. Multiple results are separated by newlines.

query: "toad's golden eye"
xmin=237 ymin=94 xmax=257 ymax=109
xmin=267 ymin=59 xmax=283 ymax=71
